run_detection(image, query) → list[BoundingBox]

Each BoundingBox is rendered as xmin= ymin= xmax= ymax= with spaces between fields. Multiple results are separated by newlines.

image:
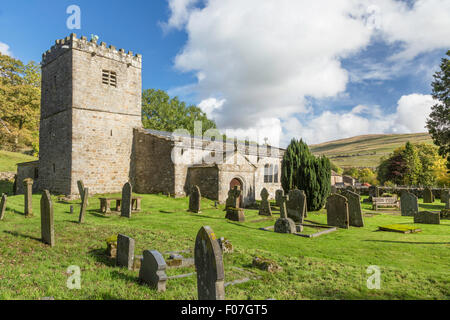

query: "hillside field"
xmin=0 ymin=150 xmax=37 ymax=172
xmin=310 ymin=132 xmax=434 ymax=169
xmin=0 ymin=183 xmax=448 ymax=300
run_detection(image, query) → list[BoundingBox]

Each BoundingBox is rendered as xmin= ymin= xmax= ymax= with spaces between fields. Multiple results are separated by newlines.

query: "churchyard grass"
xmin=0 ymin=193 xmax=448 ymax=300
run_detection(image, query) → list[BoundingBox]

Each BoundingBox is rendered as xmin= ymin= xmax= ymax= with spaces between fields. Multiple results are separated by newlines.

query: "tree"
xmin=426 ymin=50 xmax=450 ymax=171
xmin=0 ymin=54 xmax=41 ymax=152
xmin=281 ymin=138 xmax=331 ymax=211
xmin=141 ymin=89 xmax=217 ymax=134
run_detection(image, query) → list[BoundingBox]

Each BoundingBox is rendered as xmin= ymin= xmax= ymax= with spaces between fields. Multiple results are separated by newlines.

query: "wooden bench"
xmin=372 ymin=197 xmax=399 ymax=211
xmin=99 ymin=197 xmax=142 ymax=214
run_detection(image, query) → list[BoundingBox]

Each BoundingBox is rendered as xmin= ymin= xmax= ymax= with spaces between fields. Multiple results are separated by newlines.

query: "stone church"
xmin=16 ymin=34 xmax=284 ymax=206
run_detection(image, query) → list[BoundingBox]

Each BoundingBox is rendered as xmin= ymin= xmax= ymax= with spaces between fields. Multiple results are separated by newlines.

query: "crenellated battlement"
xmin=41 ymin=33 xmax=142 ymax=68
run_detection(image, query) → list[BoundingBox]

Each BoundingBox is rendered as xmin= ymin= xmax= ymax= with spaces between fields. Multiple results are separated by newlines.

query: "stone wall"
xmin=186 ymin=166 xmax=219 ymax=200
xmin=132 ymin=129 xmax=175 ymax=195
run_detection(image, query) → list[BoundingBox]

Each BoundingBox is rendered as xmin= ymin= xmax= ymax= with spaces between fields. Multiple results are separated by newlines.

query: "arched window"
xmin=264 ymin=164 xmax=273 ymax=183
xmin=273 ymin=164 xmax=279 ymax=183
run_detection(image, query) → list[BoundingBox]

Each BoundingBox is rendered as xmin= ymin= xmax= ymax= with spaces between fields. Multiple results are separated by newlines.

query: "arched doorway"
xmin=230 ymin=178 xmax=243 ymax=208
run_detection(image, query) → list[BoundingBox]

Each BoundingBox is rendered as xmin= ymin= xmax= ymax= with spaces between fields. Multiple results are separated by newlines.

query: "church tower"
xmin=39 ymin=33 xmax=142 ymax=196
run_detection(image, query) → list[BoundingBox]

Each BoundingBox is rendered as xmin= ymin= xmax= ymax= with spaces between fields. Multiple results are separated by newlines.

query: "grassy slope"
xmin=0 ymin=191 xmax=448 ymax=300
xmin=310 ymin=132 xmax=434 ymax=169
xmin=0 ymin=150 xmax=37 ymax=172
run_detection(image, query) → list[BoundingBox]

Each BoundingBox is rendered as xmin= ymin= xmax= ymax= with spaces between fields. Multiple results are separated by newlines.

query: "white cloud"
xmin=283 ymin=93 xmax=435 ymax=145
xmin=0 ymin=42 xmax=12 ymax=56
xmin=163 ymin=0 xmax=449 ymax=146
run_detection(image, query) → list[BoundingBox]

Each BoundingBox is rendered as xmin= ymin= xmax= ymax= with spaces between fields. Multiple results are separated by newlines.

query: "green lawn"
xmin=0 ymin=150 xmax=37 ymax=172
xmin=0 ymin=192 xmax=448 ymax=300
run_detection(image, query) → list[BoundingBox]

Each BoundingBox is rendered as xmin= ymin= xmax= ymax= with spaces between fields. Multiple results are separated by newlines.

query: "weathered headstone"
xmin=368 ymin=186 xmax=379 ymax=200
xmin=23 ymin=178 xmax=33 ymax=217
xmin=326 ymin=194 xmax=349 ymax=229
xmin=0 ymin=193 xmax=7 ymax=220
xmin=400 ymin=192 xmax=419 ymax=217
xmin=274 ymin=196 xmax=297 ymax=234
xmin=331 ymin=185 xmax=337 ymax=194
xmin=340 ymin=190 xmax=364 ymax=227
xmin=116 ymin=234 xmax=135 ymax=270
xmin=441 ymin=190 xmax=450 ymax=207
xmin=121 ymin=182 xmax=132 ymax=218
xmin=78 ymin=187 xmax=89 ymax=223
xmin=194 ymin=226 xmax=225 ymax=300
xmin=40 ymin=190 xmax=55 ymax=247
xmin=225 ymin=207 xmax=245 ymax=222
xmin=77 ymin=180 xmax=88 ymax=205
xmin=286 ymin=189 xmax=307 ymax=223
xmin=189 ymin=185 xmax=201 ymax=213
xmin=225 ymin=186 xmax=240 ymax=209
xmin=414 ymin=211 xmax=440 ymax=224
xmin=423 ymin=187 xmax=434 ymax=203
xmin=139 ymin=250 xmax=168 ymax=292
xmin=258 ymin=188 xmax=272 ymax=216
xmin=275 ymin=189 xmax=284 ymax=207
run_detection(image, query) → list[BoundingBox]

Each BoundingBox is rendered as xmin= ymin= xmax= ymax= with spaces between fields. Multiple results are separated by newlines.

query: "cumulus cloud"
xmin=0 ymin=42 xmax=12 ymax=56
xmin=163 ymin=0 xmax=449 ymax=146
xmin=283 ymin=93 xmax=435 ymax=145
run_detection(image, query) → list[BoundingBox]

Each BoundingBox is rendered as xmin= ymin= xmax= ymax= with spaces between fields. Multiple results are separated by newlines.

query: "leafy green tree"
xmin=426 ymin=50 xmax=450 ymax=171
xmin=0 ymin=54 xmax=41 ymax=152
xmin=403 ymin=141 xmax=421 ymax=185
xmin=141 ymin=89 xmax=217 ymax=134
xmin=281 ymin=138 xmax=331 ymax=211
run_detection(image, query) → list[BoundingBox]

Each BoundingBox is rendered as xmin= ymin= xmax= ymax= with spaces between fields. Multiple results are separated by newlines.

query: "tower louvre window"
xmin=102 ymin=70 xmax=117 ymax=87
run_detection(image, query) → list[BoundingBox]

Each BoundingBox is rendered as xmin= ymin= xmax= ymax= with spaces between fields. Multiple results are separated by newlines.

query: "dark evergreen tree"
xmin=281 ymin=138 xmax=331 ymax=211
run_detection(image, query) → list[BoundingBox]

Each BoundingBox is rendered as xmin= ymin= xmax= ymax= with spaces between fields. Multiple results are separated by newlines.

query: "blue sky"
xmin=1 ymin=0 xmax=449 ymax=147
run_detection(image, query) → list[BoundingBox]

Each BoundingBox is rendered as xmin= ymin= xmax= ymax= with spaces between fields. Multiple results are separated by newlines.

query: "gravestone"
xmin=286 ymin=189 xmax=307 ymax=223
xmin=121 ymin=182 xmax=132 ymax=218
xmin=400 ymin=192 xmax=419 ymax=217
xmin=117 ymin=234 xmax=135 ymax=270
xmin=340 ymin=190 xmax=364 ymax=227
xmin=225 ymin=186 xmax=241 ymax=209
xmin=23 ymin=178 xmax=33 ymax=217
xmin=423 ymin=187 xmax=434 ymax=203
xmin=225 ymin=207 xmax=245 ymax=222
xmin=139 ymin=250 xmax=168 ymax=292
xmin=326 ymin=194 xmax=349 ymax=229
xmin=331 ymin=186 xmax=337 ymax=194
xmin=368 ymin=186 xmax=379 ymax=200
xmin=194 ymin=226 xmax=225 ymax=300
xmin=40 ymin=190 xmax=55 ymax=247
xmin=189 ymin=185 xmax=201 ymax=213
xmin=274 ymin=196 xmax=297 ymax=234
xmin=414 ymin=211 xmax=440 ymax=224
xmin=0 ymin=194 xmax=7 ymax=220
xmin=258 ymin=188 xmax=272 ymax=216
xmin=275 ymin=189 xmax=284 ymax=207
xmin=441 ymin=190 xmax=450 ymax=208
xmin=78 ymin=187 xmax=89 ymax=223
xmin=77 ymin=180 xmax=88 ymax=205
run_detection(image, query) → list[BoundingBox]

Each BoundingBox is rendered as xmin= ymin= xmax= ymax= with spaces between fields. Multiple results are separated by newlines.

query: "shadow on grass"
xmin=188 ymin=213 xmax=224 ymax=220
xmin=420 ymin=203 xmax=445 ymax=211
xmin=87 ymin=210 xmax=110 ymax=219
xmin=110 ymin=270 xmax=138 ymax=283
xmin=88 ymin=248 xmax=116 ymax=267
xmin=364 ymin=239 xmax=450 ymax=245
xmin=226 ymin=221 xmax=260 ymax=230
xmin=3 ymin=230 xmax=41 ymax=242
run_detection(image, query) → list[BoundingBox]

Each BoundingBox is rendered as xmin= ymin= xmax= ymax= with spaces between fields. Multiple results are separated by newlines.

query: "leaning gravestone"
xmin=117 ymin=234 xmax=135 ymax=270
xmin=286 ymin=189 xmax=307 ymax=223
xmin=23 ymin=178 xmax=33 ymax=217
xmin=194 ymin=226 xmax=225 ymax=300
xmin=326 ymin=194 xmax=349 ymax=229
xmin=77 ymin=180 xmax=88 ymax=205
xmin=78 ymin=188 xmax=89 ymax=223
xmin=139 ymin=250 xmax=168 ymax=292
xmin=400 ymin=192 xmax=419 ymax=217
xmin=258 ymin=188 xmax=272 ymax=216
xmin=225 ymin=186 xmax=240 ymax=209
xmin=340 ymin=190 xmax=364 ymax=227
xmin=189 ymin=185 xmax=201 ymax=213
xmin=121 ymin=182 xmax=132 ymax=218
xmin=274 ymin=196 xmax=297 ymax=234
xmin=0 ymin=194 xmax=7 ymax=220
xmin=40 ymin=190 xmax=55 ymax=247
xmin=441 ymin=190 xmax=450 ymax=206
xmin=414 ymin=211 xmax=440 ymax=224
xmin=423 ymin=187 xmax=434 ymax=203
xmin=275 ymin=189 xmax=284 ymax=207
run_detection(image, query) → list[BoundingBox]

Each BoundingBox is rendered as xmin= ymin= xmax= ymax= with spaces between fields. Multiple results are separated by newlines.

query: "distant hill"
xmin=0 ymin=150 xmax=37 ymax=172
xmin=310 ymin=132 xmax=434 ymax=169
